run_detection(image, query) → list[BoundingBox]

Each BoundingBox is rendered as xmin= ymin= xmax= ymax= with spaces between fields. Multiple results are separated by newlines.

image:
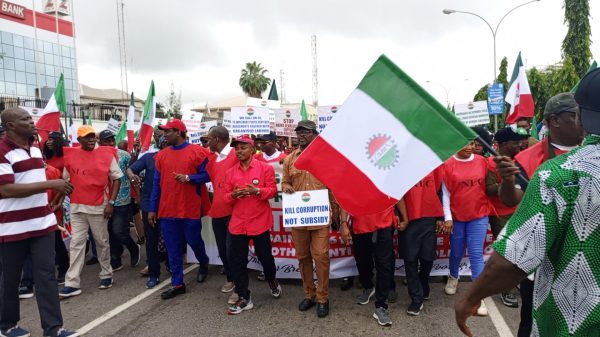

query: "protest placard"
xmin=230 ymin=106 xmax=270 ymax=135
xmin=453 ymin=101 xmax=490 ymax=127
xmin=274 ymin=108 xmax=301 ymax=137
xmin=282 ymin=189 xmax=330 ymax=227
xmin=106 ymin=118 xmax=121 ymax=134
xmin=182 ymin=111 xmax=204 ymax=132
xmin=317 ymin=105 xmax=341 ymax=132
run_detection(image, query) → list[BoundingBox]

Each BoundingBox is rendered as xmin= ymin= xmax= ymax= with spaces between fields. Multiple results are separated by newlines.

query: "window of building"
xmin=44 ymin=53 xmax=53 ymax=64
xmin=5 ymin=82 xmax=16 ymax=95
xmin=43 ymin=41 xmax=53 ymax=54
xmin=2 ymin=43 xmax=14 ymax=57
xmin=45 ymin=64 xmax=54 ymax=76
xmin=27 ymin=85 xmax=36 ymax=97
xmin=3 ymin=57 xmax=14 ymax=70
xmin=23 ymin=36 xmax=34 ymax=50
xmin=4 ymin=69 xmax=16 ymax=82
xmin=37 ymin=63 xmax=45 ymax=75
xmin=53 ymin=55 xmax=61 ymax=66
xmin=15 ymin=71 xmax=26 ymax=84
xmin=14 ymin=46 xmax=24 ymax=59
xmin=15 ymin=59 xmax=25 ymax=72
xmin=62 ymin=57 xmax=70 ymax=69
xmin=0 ymin=81 xmax=5 ymax=94
xmin=26 ymin=61 xmax=36 ymax=73
xmin=53 ymin=43 xmax=60 ymax=55
xmin=1 ymin=31 xmax=13 ymax=44
xmin=26 ymin=72 xmax=36 ymax=85
xmin=24 ymin=48 xmax=35 ymax=61
xmin=13 ymin=34 xmax=23 ymax=48
xmin=16 ymin=83 xmax=27 ymax=96
xmin=37 ymin=75 xmax=46 ymax=87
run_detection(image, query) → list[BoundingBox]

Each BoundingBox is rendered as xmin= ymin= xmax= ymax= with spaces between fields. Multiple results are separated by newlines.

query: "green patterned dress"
xmin=494 ymin=135 xmax=600 ymax=336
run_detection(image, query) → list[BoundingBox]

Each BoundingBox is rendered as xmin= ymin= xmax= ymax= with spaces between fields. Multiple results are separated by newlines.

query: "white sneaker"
xmin=444 ymin=276 xmax=458 ymax=295
xmin=477 ymin=300 xmax=489 ymax=316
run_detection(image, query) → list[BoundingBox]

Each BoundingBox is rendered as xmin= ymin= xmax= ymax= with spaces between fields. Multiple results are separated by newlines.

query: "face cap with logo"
xmin=158 ymin=119 xmax=187 ymax=133
xmin=230 ymin=135 xmax=254 ymax=147
xmin=575 ymin=68 xmax=600 ymax=135
xmin=543 ymin=92 xmax=578 ymax=120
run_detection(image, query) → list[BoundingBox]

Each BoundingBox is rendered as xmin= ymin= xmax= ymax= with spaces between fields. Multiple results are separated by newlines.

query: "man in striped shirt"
xmin=0 ymin=108 xmax=75 ymax=337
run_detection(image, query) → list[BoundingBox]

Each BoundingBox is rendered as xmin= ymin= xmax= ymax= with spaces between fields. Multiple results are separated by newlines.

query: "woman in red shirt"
xmin=441 ymin=141 xmax=490 ymax=316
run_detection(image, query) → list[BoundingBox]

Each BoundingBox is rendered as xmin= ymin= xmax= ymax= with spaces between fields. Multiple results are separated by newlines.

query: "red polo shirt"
xmin=206 ymin=150 xmax=238 ymax=218
xmin=404 ymin=168 xmax=444 ymax=222
xmin=224 ymin=159 xmax=277 ymax=235
xmin=442 ymin=155 xmax=491 ymax=222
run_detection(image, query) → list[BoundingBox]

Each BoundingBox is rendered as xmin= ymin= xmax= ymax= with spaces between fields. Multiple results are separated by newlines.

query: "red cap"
xmin=230 ymin=135 xmax=254 ymax=146
xmin=158 ymin=119 xmax=187 ymax=133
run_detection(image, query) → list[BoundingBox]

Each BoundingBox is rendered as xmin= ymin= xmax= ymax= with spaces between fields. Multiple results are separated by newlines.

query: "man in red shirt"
xmin=485 ymin=127 xmax=527 ymax=308
xmin=339 ymin=201 xmax=408 ymax=326
xmin=224 ymin=135 xmax=281 ymax=315
xmin=205 ymin=126 xmax=238 ymax=299
xmin=399 ymin=169 xmax=444 ymax=316
xmin=148 ymin=119 xmax=212 ymax=300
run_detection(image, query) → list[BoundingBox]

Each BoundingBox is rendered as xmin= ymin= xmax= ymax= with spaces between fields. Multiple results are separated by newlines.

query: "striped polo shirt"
xmin=0 ymin=137 xmax=57 ymax=242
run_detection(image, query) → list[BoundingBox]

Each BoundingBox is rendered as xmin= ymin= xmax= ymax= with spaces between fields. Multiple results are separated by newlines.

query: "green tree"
xmin=562 ymin=0 xmax=592 ymax=78
xmin=239 ymin=62 xmax=271 ymax=98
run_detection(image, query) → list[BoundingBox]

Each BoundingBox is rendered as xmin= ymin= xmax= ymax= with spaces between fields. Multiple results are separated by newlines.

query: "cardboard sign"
xmin=182 ymin=111 xmax=204 ymax=132
xmin=317 ymin=105 xmax=341 ymax=132
xmin=230 ymin=106 xmax=270 ymax=136
xmin=106 ymin=118 xmax=122 ymax=135
xmin=222 ymin=111 xmax=231 ymax=130
xmin=453 ymin=101 xmax=490 ymax=127
xmin=274 ymin=108 xmax=301 ymax=137
xmin=246 ymin=97 xmax=281 ymax=109
xmin=282 ymin=189 xmax=330 ymax=227
xmin=196 ymin=120 xmax=218 ymax=136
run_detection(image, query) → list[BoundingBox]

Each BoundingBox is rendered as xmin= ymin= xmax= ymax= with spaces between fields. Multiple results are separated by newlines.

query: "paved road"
xmin=19 ymin=251 xmax=522 ymax=337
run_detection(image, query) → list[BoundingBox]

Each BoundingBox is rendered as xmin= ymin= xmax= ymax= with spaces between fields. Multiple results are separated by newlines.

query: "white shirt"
xmin=262 ymin=150 xmax=282 ymax=162
xmin=216 ymin=144 xmax=232 ymax=163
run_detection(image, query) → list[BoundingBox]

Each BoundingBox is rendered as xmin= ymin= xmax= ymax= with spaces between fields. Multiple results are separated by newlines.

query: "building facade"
xmin=0 ymin=0 xmax=78 ymax=102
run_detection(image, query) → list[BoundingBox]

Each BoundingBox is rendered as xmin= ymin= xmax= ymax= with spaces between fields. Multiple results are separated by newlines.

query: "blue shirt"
xmin=129 ymin=151 xmax=157 ymax=212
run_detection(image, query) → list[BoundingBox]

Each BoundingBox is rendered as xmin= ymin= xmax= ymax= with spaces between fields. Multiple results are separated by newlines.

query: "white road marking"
xmin=484 ymin=297 xmax=515 ymax=337
xmin=75 ymin=264 xmax=199 ymax=336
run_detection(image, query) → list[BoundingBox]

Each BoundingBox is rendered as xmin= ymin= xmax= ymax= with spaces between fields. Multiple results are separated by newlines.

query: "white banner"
xmin=222 ymin=111 xmax=231 ymax=130
xmin=182 ymin=111 xmax=204 ymax=132
xmin=106 ymin=118 xmax=121 ymax=135
xmin=274 ymin=108 xmax=301 ymax=137
xmin=196 ymin=120 xmax=218 ymax=136
xmin=283 ymin=190 xmax=330 ymax=227
xmin=317 ymin=105 xmax=341 ymax=132
xmin=230 ymin=106 xmax=270 ymax=136
xmin=246 ymin=97 xmax=281 ymax=109
xmin=454 ymin=101 xmax=490 ymax=127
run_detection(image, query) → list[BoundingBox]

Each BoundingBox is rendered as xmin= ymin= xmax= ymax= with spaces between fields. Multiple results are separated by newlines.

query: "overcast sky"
xmin=66 ymin=0 xmax=599 ymax=109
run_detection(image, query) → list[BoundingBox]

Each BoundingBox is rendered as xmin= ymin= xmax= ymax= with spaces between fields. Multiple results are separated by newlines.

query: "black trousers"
xmin=54 ymin=231 xmax=69 ymax=276
xmin=212 ymin=216 xmax=232 ymax=282
xmin=142 ymin=211 xmax=161 ymax=278
xmin=518 ymin=278 xmax=534 ymax=337
xmin=109 ymin=204 xmax=138 ymax=266
xmin=0 ymin=233 xmax=63 ymax=336
xmin=352 ymin=226 xmax=395 ymax=309
xmin=399 ymin=217 xmax=437 ymax=305
xmin=229 ymin=230 xmax=276 ymax=300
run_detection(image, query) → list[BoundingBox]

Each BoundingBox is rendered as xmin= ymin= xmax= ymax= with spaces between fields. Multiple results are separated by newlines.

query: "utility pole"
xmin=311 ymin=35 xmax=318 ymax=107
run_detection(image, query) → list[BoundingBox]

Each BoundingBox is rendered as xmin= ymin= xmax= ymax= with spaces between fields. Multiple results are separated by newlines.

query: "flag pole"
xmin=476 ymin=135 xmax=528 ymax=184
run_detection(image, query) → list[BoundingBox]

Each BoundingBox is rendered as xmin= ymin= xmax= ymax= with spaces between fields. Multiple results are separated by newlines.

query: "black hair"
xmin=43 ymin=136 xmax=65 ymax=159
xmin=208 ymin=126 xmax=230 ymax=142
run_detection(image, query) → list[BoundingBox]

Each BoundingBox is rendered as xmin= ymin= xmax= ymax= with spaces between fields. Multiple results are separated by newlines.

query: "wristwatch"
xmin=255 ymin=189 xmax=260 ymax=196
xmin=108 ymin=200 xmax=116 ymax=205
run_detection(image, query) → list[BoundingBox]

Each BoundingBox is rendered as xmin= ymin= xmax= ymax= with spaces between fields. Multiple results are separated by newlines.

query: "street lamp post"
xmin=443 ymin=0 xmax=540 ymax=131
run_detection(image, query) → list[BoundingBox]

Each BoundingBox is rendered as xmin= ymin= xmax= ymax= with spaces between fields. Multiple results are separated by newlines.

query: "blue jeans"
xmin=449 ymin=216 xmax=488 ymax=280
xmin=161 ymin=218 xmax=209 ymax=287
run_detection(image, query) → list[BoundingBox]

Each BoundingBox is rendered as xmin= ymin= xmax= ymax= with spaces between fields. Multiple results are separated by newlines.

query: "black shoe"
xmin=161 ymin=284 xmax=186 ymax=300
xmin=317 ymin=301 xmax=329 ymax=318
xmin=298 ymin=298 xmax=316 ymax=311
xmin=407 ymin=301 xmax=423 ymax=316
xmin=85 ymin=256 xmax=99 ymax=265
xmin=340 ymin=277 xmax=354 ymax=291
xmin=196 ymin=264 xmax=208 ymax=283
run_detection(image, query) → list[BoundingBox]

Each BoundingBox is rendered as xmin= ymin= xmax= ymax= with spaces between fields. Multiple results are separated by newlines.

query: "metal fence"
xmin=0 ymin=95 xmax=131 ymax=121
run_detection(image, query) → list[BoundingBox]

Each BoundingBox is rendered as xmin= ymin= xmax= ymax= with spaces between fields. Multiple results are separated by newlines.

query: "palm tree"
xmin=239 ymin=62 xmax=271 ymax=98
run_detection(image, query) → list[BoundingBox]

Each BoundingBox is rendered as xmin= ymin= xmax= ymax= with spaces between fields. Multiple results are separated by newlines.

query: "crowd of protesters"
xmin=1 ymin=70 xmax=600 ymax=336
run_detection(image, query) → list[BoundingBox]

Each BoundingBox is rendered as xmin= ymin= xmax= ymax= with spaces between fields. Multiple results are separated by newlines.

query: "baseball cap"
xmin=495 ymin=127 xmax=528 ymax=143
xmin=543 ymin=92 xmax=578 ymax=118
xmin=77 ymin=125 xmax=96 ymax=138
xmin=294 ymin=120 xmax=317 ymax=132
xmin=230 ymin=135 xmax=254 ymax=147
xmin=575 ymin=68 xmax=600 ymax=135
xmin=99 ymin=130 xmax=115 ymax=140
xmin=158 ymin=119 xmax=187 ymax=133
xmin=256 ymin=132 xmax=277 ymax=142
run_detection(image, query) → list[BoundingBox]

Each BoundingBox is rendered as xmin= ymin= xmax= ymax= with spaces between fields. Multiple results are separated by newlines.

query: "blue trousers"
xmin=449 ymin=216 xmax=488 ymax=280
xmin=160 ymin=218 xmax=209 ymax=286
xmin=143 ymin=211 xmax=161 ymax=279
